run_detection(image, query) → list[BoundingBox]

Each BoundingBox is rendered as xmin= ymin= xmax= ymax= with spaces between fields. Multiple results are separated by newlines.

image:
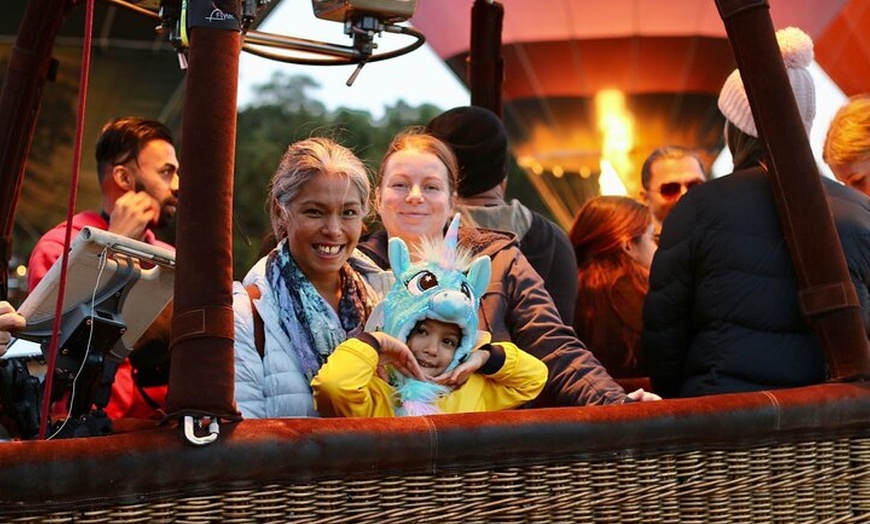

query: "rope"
xmin=38 ymin=0 xmax=96 ymax=440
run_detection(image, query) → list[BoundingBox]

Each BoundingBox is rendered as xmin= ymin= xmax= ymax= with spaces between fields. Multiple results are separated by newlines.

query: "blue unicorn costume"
xmin=312 ymin=215 xmax=548 ymax=417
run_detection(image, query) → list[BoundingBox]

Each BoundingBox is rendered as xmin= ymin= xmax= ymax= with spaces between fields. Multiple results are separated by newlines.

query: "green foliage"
xmin=232 ymin=72 xmax=444 ymax=279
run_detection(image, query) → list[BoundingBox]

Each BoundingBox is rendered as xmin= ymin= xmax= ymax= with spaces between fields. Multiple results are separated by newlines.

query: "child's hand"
xmin=370 ymin=332 xmax=427 ymax=381
xmin=431 ymin=348 xmax=490 ymax=388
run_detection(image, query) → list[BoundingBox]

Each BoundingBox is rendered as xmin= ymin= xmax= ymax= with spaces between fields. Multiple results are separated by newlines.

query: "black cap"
xmin=427 ymin=106 xmax=509 ymax=198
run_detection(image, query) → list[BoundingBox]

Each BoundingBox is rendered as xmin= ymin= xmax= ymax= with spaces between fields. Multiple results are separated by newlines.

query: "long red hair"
xmin=569 ymin=196 xmax=652 ymax=376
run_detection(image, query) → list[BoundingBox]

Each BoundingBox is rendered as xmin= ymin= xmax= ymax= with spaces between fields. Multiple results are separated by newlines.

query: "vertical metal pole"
xmin=469 ymin=0 xmax=504 ymax=116
xmin=715 ymin=0 xmax=870 ymax=380
xmin=165 ymin=0 xmax=242 ymax=422
xmin=0 ymin=0 xmax=74 ymax=299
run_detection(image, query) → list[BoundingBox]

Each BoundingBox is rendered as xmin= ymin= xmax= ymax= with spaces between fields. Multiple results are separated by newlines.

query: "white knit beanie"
xmin=718 ymin=26 xmax=816 ymax=138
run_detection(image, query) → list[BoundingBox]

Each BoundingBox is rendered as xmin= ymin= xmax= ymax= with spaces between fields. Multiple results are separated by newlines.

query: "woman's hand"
xmin=0 ymin=301 xmax=27 ymax=357
xmin=626 ymin=388 xmax=662 ymax=402
xmin=370 ymin=332 xmax=427 ymax=381
xmin=431 ymin=348 xmax=490 ymax=388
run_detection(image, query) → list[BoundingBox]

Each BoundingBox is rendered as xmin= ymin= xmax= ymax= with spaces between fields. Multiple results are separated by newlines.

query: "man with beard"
xmin=28 ymin=117 xmax=178 ymax=284
xmin=27 ymin=116 xmax=179 ymax=421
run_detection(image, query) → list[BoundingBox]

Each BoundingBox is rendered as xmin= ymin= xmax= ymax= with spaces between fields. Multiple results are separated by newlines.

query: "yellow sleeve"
xmin=476 ymin=342 xmax=548 ymax=411
xmin=311 ymin=338 xmax=395 ymax=417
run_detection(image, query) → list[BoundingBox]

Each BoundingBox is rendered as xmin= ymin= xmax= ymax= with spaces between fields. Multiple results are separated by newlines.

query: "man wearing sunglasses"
xmin=639 ymin=146 xmax=707 ymax=239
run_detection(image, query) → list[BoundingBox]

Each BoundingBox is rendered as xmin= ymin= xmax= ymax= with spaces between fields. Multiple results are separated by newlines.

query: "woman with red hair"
xmin=570 ymin=196 xmax=656 ymax=382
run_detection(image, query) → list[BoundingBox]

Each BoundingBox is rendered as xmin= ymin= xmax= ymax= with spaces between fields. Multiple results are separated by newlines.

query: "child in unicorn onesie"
xmin=312 ymin=215 xmax=548 ymax=416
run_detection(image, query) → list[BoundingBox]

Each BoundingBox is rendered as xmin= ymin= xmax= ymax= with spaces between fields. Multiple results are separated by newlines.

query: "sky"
xmin=237 ymin=1 xmax=470 ymax=116
xmin=238 ymin=1 xmax=847 ymax=181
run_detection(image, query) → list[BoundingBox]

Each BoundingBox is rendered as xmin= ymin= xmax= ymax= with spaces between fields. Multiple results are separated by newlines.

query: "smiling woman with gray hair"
xmin=232 ymin=137 xmax=377 ymax=418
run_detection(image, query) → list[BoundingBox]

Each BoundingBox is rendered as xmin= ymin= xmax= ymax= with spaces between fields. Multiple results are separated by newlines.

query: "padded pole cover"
xmin=469 ymin=0 xmax=504 ymax=117
xmin=166 ymin=3 xmax=242 ymax=420
xmin=0 ymin=0 xmax=71 ymax=298
xmin=715 ymin=0 xmax=870 ymax=381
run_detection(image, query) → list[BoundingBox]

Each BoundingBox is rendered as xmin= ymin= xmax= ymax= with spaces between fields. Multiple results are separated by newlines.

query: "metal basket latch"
xmin=183 ymin=415 xmax=220 ymax=446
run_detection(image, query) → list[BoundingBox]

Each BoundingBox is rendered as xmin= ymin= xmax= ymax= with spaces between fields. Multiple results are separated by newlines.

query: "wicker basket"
xmin=1 ymin=383 xmax=868 ymax=523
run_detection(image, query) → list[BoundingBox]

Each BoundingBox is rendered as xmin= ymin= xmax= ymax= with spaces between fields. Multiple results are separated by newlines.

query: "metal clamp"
xmin=183 ymin=415 xmax=219 ymax=446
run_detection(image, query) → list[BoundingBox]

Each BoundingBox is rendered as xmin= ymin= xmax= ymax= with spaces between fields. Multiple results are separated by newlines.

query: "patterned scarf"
xmin=267 ymin=241 xmax=373 ymax=381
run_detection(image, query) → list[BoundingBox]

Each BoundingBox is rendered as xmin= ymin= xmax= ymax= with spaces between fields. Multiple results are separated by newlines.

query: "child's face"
xmin=407 ymin=319 xmax=461 ymax=378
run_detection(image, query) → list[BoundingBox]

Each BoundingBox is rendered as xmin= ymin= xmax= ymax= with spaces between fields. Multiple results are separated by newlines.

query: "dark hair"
xmin=378 ymin=127 xmax=459 ymax=196
xmin=95 ymin=117 xmax=174 ymax=182
xmin=569 ymin=196 xmax=651 ymax=376
xmin=640 ymin=146 xmax=706 ymax=189
xmin=725 ymin=121 xmax=766 ymax=171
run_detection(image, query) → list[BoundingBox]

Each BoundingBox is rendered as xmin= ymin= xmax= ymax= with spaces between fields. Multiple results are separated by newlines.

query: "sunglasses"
xmin=657 ymin=180 xmax=703 ymax=199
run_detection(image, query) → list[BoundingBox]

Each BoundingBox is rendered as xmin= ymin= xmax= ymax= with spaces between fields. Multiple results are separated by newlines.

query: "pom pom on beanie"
xmin=427 ymin=106 xmax=509 ymax=197
xmin=717 ymin=26 xmax=816 ymax=138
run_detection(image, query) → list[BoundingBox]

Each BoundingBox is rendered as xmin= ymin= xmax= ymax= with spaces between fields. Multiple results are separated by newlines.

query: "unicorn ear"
xmin=388 ymin=237 xmax=411 ymax=277
xmin=444 ymin=213 xmax=461 ymax=248
xmin=439 ymin=213 xmax=461 ymax=269
xmin=466 ymin=255 xmax=492 ymax=299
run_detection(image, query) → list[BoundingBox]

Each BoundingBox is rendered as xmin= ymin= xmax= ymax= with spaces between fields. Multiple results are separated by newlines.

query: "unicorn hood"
xmin=365 ymin=214 xmax=491 ymax=415
xmin=367 ymin=214 xmax=492 ymax=371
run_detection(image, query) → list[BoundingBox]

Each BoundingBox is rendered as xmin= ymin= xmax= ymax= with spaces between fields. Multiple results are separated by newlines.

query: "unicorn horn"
xmin=440 ymin=213 xmax=461 ymax=269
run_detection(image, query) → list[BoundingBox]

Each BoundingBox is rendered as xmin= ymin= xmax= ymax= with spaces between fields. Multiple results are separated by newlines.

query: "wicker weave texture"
xmin=5 ymin=437 xmax=868 ymax=523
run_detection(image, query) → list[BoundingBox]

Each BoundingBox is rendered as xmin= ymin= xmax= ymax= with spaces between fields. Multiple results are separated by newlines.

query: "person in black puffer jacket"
xmin=643 ymin=27 xmax=870 ymax=398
